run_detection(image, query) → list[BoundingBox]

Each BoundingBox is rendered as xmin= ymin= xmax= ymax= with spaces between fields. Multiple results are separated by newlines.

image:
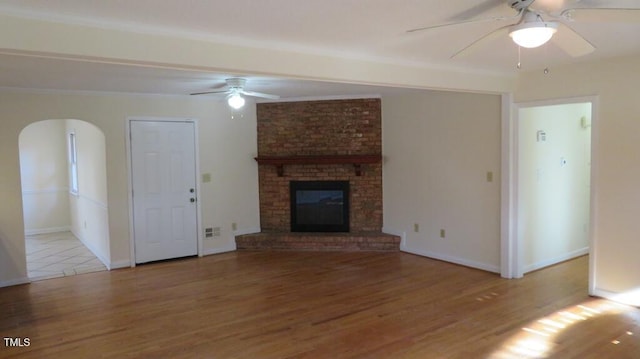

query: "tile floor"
xmin=26 ymin=231 xmax=107 ymax=281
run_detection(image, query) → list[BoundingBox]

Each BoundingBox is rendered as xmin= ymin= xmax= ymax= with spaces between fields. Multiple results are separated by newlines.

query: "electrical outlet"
xmin=440 ymin=229 xmax=446 ymax=238
xmin=205 ymin=227 xmax=213 ymax=238
xmin=232 ymin=222 xmax=237 ymax=231
xmin=414 ymin=223 xmax=419 ymax=233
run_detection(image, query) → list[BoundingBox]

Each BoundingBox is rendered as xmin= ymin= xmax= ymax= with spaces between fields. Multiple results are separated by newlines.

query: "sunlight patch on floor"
xmin=490 ymin=299 xmax=637 ymax=358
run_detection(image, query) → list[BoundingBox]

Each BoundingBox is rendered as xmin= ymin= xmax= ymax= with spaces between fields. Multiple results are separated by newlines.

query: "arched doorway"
xmin=19 ymin=119 xmax=110 ymax=280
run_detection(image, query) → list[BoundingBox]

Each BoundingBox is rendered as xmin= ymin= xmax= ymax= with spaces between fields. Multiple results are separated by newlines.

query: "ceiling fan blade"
xmin=451 ymin=25 xmax=511 ymax=58
xmin=449 ymin=0 xmax=506 ymax=21
xmin=560 ymin=0 xmax=640 ymax=16
xmin=190 ymin=90 xmax=229 ymax=96
xmin=551 ymin=22 xmax=595 ymax=57
xmin=210 ymin=82 xmax=228 ymax=90
xmin=240 ymin=90 xmax=280 ymax=100
xmin=564 ymin=0 xmax=640 ymax=9
xmin=407 ymin=10 xmax=523 ymax=33
xmin=561 ymin=8 xmax=640 ymax=22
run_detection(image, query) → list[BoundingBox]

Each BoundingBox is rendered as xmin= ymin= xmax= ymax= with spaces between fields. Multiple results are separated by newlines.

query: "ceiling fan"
xmin=407 ymin=0 xmax=640 ymax=58
xmin=191 ymin=77 xmax=280 ymax=109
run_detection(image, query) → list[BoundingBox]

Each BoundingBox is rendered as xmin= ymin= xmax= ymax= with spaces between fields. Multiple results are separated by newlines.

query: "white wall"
xmin=65 ymin=119 xmax=111 ymax=267
xmin=518 ymin=103 xmax=591 ymax=273
xmin=198 ymin=106 xmax=261 ymax=254
xmin=382 ymin=91 xmax=502 ymax=272
xmin=18 ymin=120 xmax=71 ymax=234
xmin=0 ymin=91 xmax=260 ymax=286
xmin=515 ymin=54 xmax=640 ymax=306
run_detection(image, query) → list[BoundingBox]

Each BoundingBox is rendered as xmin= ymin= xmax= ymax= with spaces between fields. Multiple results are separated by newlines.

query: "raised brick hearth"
xmin=235 ymin=232 xmax=400 ymax=251
xmin=236 ymin=98 xmax=399 ymax=251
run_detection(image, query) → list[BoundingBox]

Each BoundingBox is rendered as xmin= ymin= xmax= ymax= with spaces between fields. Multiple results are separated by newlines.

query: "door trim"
xmin=502 ymin=95 xmax=598 ymax=294
xmin=126 ymin=117 xmax=203 ymax=267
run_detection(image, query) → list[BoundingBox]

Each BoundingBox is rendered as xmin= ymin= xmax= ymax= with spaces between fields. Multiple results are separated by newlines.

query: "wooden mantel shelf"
xmin=255 ymin=154 xmax=382 ymax=177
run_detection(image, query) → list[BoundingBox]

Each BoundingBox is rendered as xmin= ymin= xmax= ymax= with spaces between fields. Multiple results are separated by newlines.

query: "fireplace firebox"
xmin=290 ymin=181 xmax=349 ymax=232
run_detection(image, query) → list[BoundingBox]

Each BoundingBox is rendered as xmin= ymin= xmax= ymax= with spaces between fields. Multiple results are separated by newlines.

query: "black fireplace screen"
xmin=290 ymin=181 xmax=349 ymax=232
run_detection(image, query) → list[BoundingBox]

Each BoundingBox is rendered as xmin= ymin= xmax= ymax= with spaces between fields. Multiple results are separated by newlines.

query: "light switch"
xmin=486 ymin=171 xmax=493 ymax=182
xmin=202 ymin=173 xmax=211 ymax=183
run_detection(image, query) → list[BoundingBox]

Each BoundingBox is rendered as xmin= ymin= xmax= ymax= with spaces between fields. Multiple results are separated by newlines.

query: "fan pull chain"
xmin=517 ymin=46 xmax=521 ymax=69
xmin=543 ymin=42 xmax=550 ymax=75
xmin=230 ymin=109 xmax=244 ymax=120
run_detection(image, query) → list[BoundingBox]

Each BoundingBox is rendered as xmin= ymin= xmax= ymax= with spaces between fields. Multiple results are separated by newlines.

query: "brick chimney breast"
xmin=256 ymin=98 xmax=383 ymax=233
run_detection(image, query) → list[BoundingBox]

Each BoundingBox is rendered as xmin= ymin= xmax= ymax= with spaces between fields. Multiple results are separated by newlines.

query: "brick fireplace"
xmin=235 ymin=98 xmax=399 ymax=251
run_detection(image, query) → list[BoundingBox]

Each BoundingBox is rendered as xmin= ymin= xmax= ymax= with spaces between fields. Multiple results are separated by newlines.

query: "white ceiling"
xmin=0 ymin=0 xmax=639 ymax=98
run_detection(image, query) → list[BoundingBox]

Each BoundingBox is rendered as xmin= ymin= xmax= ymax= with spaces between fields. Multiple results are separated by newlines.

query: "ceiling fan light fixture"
xmin=509 ymin=22 xmax=557 ymax=48
xmin=227 ymin=93 xmax=245 ymax=109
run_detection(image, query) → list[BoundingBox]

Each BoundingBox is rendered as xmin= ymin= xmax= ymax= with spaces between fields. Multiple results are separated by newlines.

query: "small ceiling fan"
xmin=407 ymin=0 xmax=640 ymax=58
xmin=191 ymin=77 xmax=280 ymax=109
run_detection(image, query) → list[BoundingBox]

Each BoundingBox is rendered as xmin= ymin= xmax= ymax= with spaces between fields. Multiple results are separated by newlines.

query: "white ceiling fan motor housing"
xmin=226 ymin=77 xmax=247 ymax=90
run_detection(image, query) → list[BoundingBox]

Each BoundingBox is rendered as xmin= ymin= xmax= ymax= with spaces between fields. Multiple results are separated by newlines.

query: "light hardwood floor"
xmin=1 ymin=252 xmax=638 ymax=358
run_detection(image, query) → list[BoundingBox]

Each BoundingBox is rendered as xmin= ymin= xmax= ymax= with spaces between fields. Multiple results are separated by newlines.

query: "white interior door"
xmin=130 ymin=120 xmax=198 ymax=263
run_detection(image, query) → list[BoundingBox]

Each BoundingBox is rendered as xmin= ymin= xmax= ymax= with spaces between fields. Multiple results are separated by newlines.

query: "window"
xmin=68 ymin=132 xmax=78 ymax=195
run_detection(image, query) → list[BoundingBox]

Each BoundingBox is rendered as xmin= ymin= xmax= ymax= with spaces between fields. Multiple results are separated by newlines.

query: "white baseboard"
xmin=203 ymin=244 xmax=237 ymax=256
xmin=72 ymin=229 xmax=110 ymax=270
xmin=401 ymin=246 xmax=500 ymax=273
xmin=591 ymin=287 xmax=640 ymax=307
xmin=233 ymin=227 xmax=261 ymax=236
xmin=523 ymin=247 xmax=589 ymax=274
xmin=108 ymin=260 xmax=131 ymax=270
xmin=25 ymin=226 xmax=71 ymax=236
xmin=200 ymin=227 xmax=259 ymax=256
xmin=591 ymin=288 xmax=616 ymax=299
xmin=0 ymin=277 xmax=30 ymax=288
